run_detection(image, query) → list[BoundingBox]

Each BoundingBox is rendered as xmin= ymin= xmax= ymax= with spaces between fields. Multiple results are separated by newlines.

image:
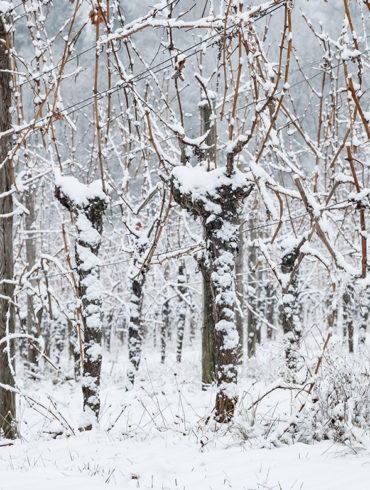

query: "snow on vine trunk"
xmin=279 ymin=244 xmax=303 ymax=383
xmin=171 ymin=165 xmax=253 ymax=422
xmin=125 ymin=223 xmax=153 ymax=391
xmin=126 ymin=268 xmax=146 ymax=391
xmin=358 ymin=281 xmax=369 ymax=348
xmin=176 ymin=261 xmax=187 ymax=363
xmin=342 ymin=284 xmax=354 ymax=353
xmin=55 ymin=176 xmax=107 ymax=425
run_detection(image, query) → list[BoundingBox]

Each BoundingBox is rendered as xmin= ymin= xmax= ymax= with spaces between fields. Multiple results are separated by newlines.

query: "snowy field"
xmin=1 ymin=342 xmax=369 ymax=490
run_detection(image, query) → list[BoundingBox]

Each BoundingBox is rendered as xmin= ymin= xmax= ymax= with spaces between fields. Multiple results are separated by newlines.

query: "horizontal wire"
xmin=23 ymin=196 xmax=353 ymax=283
xmin=236 ymin=48 xmax=370 ymax=114
xmin=0 ymin=1 xmax=24 ymax=15
xmin=1 ymin=1 xmax=39 ymax=23
xmin=17 ymin=0 xmax=182 ymax=88
xmin=9 ymin=11 xmax=368 ymax=168
xmin=239 ymin=199 xmax=350 ymax=234
xmin=8 ymin=0 xmax=286 ymax=135
xmin=7 ymin=1 xmax=365 ymax=282
xmin=66 ymin=57 xmax=369 ymax=165
xmin=62 ymin=1 xmax=285 ymax=118
xmin=15 ymin=0 xmax=365 ymax=91
xmin=18 ymin=44 xmax=97 ymax=88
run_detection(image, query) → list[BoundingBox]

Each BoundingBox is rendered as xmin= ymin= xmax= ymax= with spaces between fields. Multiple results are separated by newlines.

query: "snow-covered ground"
xmin=1 ymin=342 xmax=369 ymax=490
xmin=2 ymin=429 xmax=370 ymax=489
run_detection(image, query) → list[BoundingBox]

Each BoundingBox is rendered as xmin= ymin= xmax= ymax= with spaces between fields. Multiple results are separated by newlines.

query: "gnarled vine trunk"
xmin=55 ymin=178 xmax=107 ymax=424
xmin=176 ymin=261 xmax=187 ymax=363
xmin=342 ymin=284 xmax=354 ymax=354
xmin=126 ymin=269 xmax=146 ymax=390
xmin=359 ymin=283 xmax=369 ymax=348
xmin=171 ymin=165 xmax=253 ymax=422
xmin=280 ymin=249 xmax=303 ymax=382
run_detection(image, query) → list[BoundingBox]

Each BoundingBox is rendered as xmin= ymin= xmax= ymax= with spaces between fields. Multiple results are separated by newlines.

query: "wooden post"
xmin=25 ymin=188 xmax=39 ymax=376
xmin=200 ymin=99 xmax=216 ymax=388
xmin=235 ymin=223 xmax=244 ymax=364
xmin=0 ymin=15 xmax=17 ymax=439
xmin=176 ymin=260 xmax=187 ymax=363
xmin=247 ymin=215 xmax=258 ymax=357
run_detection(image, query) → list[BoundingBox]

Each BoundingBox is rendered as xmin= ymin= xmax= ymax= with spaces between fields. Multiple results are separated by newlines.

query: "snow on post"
xmin=171 ymin=164 xmax=253 ymax=422
xmin=55 ymin=175 xmax=107 ymax=426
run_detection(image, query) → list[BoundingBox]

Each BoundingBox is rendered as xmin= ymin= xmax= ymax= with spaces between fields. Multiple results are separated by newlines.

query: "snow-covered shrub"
xmin=297 ymin=345 xmax=370 ymax=443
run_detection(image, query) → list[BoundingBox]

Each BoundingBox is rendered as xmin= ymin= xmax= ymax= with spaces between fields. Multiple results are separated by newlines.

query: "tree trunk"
xmin=342 ymin=285 xmax=354 ymax=354
xmin=52 ymin=313 xmax=66 ymax=367
xmin=247 ymin=215 xmax=257 ymax=358
xmin=189 ymin=298 xmax=196 ymax=344
xmin=265 ymin=282 xmax=275 ymax=340
xmin=25 ymin=189 xmax=39 ymax=376
xmin=40 ymin=308 xmax=51 ymax=359
xmin=0 ymin=17 xmax=16 ymax=439
xmin=359 ymin=283 xmax=369 ymax=347
xmin=176 ymin=261 xmax=186 ymax=363
xmin=77 ymin=221 xmax=105 ymax=421
xmin=171 ymin=166 xmax=253 ymax=422
xmin=235 ymin=227 xmax=244 ymax=364
xmin=117 ymin=314 xmax=126 ymax=345
xmin=280 ymin=251 xmax=303 ymax=382
xmin=211 ymin=225 xmax=242 ymax=422
xmin=200 ymin=101 xmax=216 ymax=388
xmin=153 ymin=309 xmax=158 ymax=348
xmin=104 ymin=311 xmax=113 ymax=352
xmin=68 ymin=319 xmax=81 ymax=380
xmin=126 ymin=270 xmax=145 ymax=390
xmin=201 ymin=268 xmax=215 ymax=387
xmin=55 ymin=179 xmax=107 ymax=424
xmin=161 ymin=298 xmax=170 ymax=364
xmin=255 ymin=265 xmax=263 ymax=345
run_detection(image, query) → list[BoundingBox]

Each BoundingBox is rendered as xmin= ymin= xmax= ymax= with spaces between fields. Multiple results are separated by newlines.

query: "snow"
xmin=76 ymin=244 xmax=101 ymax=271
xmin=81 ymin=273 xmax=103 ymax=303
xmin=2 ymin=434 xmax=365 ymax=490
xmin=172 ymin=165 xmax=248 ymax=216
xmin=215 ymin=320 xmax=239 ymax=349
xmin=173 ymin=165 xmax=246 ymax=195
xmin=76 ymin=215 xmax=101 ymax=247
xmin=55 ymin=173 xmax=107 ymax=208
xmin=0 ymin=1 xmax=10 ymax=13
xmin=215 ymin=222 xmax=238 ymax=242
xmin=335 ymin=172 xmax=354 ymax=184
xmin=2 ymin=0 xmax=370 ymax=488
xmin=341 ymin=47 xmax=361 ymax=61
xmin=349 ymin=187 xmax=370 ymax=204
xmin=1 ymin=345 xmax=370 ymax=490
